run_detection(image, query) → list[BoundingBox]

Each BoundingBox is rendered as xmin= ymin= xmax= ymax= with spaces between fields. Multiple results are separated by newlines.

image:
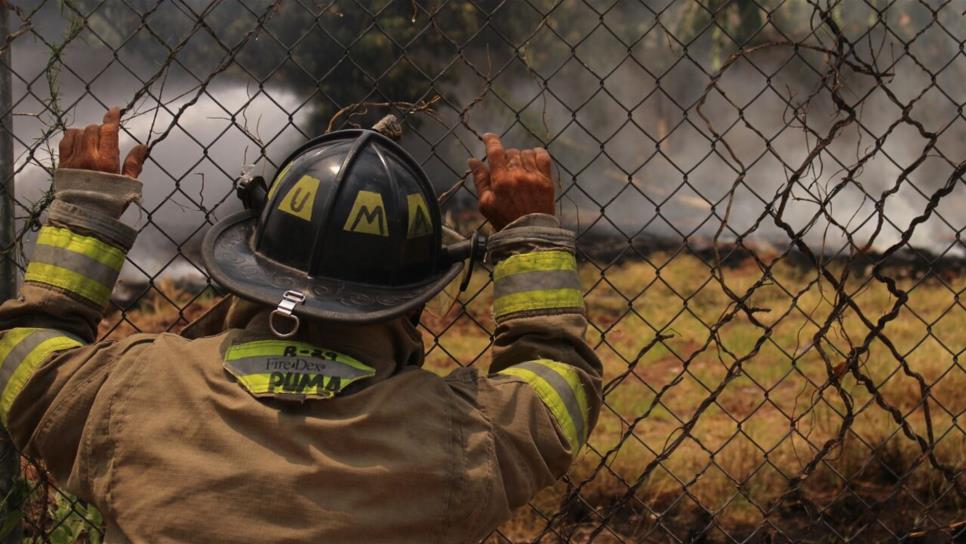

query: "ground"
xmin=86 ymin=254 xmax=965 ymax=542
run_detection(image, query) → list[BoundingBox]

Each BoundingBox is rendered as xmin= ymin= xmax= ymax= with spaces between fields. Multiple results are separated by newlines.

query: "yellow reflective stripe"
xmin=493 ymin=251 xmax=583 ymax=319
xmin=236 ymin=373 xmax=273 ymax=392
xmin=500 ymin=365 xmax=583 ymax=452
xmin=0 ymin=334 xmax=82 ymax=424
xmin=0 ymin=328 xmax=40 ymax=363
xmin=36 ymin=226 xmax=125 ymax=271
xmin=24 ymin=262 xmax=112 ymax=306
xmin=225 ymin=340 xmax=372 ymax=373
xmin=225 ymin=339 xmax=306 ymax=359
xmin=493 ymin=288 xmax=584 ymax=318
xmin=235 ymin=373 xmax=282 ymax=395
xmin=494 ymin=250 xmax=577 ymax=280
xmin=27 ymin=227 xmax=126 ymax=305
xmin=527 ymin=359 xmax=590 ymax=437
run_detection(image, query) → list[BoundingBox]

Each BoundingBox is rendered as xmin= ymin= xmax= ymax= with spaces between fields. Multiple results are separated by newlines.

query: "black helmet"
xmin=201 ymin=129 xmax=465 ymax=325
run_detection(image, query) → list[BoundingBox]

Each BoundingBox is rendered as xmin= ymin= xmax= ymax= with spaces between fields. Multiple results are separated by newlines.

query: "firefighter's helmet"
xmin=201 ymin=129 xmax=464 ymax=327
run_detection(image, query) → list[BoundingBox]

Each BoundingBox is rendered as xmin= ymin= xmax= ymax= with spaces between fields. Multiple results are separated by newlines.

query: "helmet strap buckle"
xmin=237 ymin=167 xmax=268 ymax=212
xmin=458 ymin=231 xmax=487 ymax=294
xmin=269 ymin=290 xmax=306 ymax=338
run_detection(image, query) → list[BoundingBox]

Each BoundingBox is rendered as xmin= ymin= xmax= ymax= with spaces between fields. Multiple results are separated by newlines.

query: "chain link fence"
xmin=0 ymin=0 xmax=963 ymax=541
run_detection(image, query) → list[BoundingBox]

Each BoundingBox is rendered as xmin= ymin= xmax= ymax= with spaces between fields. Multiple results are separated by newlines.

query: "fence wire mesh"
xmin=0 ymin=0 xmax=964 ymax=542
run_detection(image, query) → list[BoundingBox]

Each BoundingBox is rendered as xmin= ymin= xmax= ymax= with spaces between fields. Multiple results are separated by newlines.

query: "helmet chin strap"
xmin=409 ymin=304 xmax=425 ymax=326
xmin=269 ymin=290 xmax=306 ymax=338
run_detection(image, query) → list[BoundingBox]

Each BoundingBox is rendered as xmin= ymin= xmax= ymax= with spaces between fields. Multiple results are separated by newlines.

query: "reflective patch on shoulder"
xmin=223 ymin=339 xmax=376 ymax=401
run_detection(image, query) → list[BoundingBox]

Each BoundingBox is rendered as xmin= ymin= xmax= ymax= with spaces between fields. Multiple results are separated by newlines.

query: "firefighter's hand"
xmin=468 ymin=133 xmax=554 ymax=230
xmin=59 ymin=107 xmax=148 ymax=179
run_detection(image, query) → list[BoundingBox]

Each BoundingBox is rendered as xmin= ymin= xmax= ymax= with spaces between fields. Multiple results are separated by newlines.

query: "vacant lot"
xmin=94 ymin=253 xmax=964 ymax=542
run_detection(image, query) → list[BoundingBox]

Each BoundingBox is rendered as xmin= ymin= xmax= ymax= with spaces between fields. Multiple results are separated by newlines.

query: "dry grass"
xmin=423 ymin=254 xmax=966 ymax=542
xmin=97 ymin=279 xmax=218 ymax=339
xmin=102 ymin=256 xmax=966 ymax=542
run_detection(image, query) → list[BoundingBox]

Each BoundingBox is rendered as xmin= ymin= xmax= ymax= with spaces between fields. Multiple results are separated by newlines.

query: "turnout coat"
xmin=0 ymin=168 xmax=602 ymax=543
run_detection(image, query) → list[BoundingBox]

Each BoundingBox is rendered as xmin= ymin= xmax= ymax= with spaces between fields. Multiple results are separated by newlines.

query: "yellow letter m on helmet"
xmin=343 ymin=190 xmax=389 ymax=237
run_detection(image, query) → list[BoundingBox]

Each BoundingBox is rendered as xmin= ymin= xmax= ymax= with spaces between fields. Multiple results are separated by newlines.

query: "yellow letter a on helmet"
xmin=407 ymin=194 xmax=433 ymax=238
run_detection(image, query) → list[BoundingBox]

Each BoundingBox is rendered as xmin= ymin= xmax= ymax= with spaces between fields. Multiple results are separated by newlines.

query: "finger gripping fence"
xmin=0 ymin=1 xmax=964 ymax=542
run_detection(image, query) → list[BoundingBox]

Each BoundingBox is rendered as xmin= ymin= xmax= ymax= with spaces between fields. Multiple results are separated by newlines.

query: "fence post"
xmin=0 ymin=1 xmax=19 ymax=542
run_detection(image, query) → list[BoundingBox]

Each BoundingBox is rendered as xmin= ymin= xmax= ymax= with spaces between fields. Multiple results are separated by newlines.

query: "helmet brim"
xmin=201 ymin=211 xmax=464 ymax=324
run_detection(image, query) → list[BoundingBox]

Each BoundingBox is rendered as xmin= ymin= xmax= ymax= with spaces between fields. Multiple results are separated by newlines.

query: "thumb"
xmin=467 ymin=158 xmax=490 ymax=196
xmin=122 ymin=144 xmax=149 ymax=178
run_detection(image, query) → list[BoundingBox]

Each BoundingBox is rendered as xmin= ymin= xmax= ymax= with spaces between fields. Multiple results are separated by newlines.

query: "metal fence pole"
xmin=0 ymin=3 xmax=15 ymax=300
xmin=0 ymin=1 xmax=19 ymax=542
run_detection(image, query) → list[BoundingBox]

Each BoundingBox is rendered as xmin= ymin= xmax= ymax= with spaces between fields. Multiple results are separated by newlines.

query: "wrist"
xmin=46 ymin=200 xmax=138 ymax=251
xmin=54 ymin=168 xmax=143 ymax=220
xmin=486 ymin=213 xmax=575 ymax=263
xmin=27 ymin=172 xmax=140 ymax=311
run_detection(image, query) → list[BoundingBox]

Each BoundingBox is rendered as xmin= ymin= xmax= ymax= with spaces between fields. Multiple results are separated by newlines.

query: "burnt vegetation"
xmin=2 ymin=0 xmax=964 ymax=542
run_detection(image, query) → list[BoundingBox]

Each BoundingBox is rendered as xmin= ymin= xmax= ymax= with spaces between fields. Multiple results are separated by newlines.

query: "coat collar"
xmin=182 ymin=295 xmax=424 ymax=384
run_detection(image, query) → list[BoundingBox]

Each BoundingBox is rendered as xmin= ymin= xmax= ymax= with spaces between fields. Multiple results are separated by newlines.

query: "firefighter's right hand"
xmin=59 ymin=107 xmax=148 ymax=179
xmin=468 ymin=133 xmax=555 ymax=230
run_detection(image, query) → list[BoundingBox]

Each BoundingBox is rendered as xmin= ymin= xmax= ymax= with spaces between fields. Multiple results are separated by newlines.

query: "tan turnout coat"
xmin=0 ymin=169 xmax=601 ymax=543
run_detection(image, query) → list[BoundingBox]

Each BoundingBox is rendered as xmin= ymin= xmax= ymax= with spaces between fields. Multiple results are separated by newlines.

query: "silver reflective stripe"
xmin=225 ymin=356 xmax=373 ymax=379
xmin=493 ymin=269 xmax=581 ymax=299
xmin=30 ymin=244 xmax=120 ymax=288
xmin=0 ymin=329 xmax=65 ymax=387
xmin=516 ymin=361 xmax=586 ymax=445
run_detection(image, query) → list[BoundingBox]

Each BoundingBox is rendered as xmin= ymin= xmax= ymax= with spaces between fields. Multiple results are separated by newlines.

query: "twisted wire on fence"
xmin=0 ymin=0 xmax=964 ymax=542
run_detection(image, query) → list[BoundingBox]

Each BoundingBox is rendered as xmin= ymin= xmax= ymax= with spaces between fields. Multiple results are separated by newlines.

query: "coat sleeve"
xmin=0 ymin=168 xmax=148 ymax=487
xmin=445 ymin=213 xmax=603 ymax=523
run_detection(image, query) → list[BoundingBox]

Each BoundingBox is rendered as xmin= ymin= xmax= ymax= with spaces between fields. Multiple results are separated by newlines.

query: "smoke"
xmin=10 ymin=18 xmax=316 ymax=282
xmin=7 ymin=0 xmax=964 ymax=291
xmin=409 ymin=2 xmax=965 ymax=258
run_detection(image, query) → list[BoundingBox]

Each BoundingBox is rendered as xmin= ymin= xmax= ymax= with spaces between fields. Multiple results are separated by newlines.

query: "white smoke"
xmin=426 ymin=40 xmax=964 ymax=258
xmin=13 ymin=82 xmax=316 ymax=282
xmin=8 ymin=0 xmax=964 ymax=291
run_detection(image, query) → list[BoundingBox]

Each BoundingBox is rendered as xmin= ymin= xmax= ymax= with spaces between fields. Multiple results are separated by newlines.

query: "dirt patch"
xmin=499 ymin=483 xmax=966 ymax=543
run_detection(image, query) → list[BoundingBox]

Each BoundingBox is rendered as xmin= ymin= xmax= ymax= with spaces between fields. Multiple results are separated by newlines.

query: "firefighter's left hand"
xmin=59 ymin=107 xmax=148 ymax=179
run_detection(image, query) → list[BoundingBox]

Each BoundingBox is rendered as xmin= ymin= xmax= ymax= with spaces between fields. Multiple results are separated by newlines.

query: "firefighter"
xmin=0 ymin=107 xmax=601 ymax=543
